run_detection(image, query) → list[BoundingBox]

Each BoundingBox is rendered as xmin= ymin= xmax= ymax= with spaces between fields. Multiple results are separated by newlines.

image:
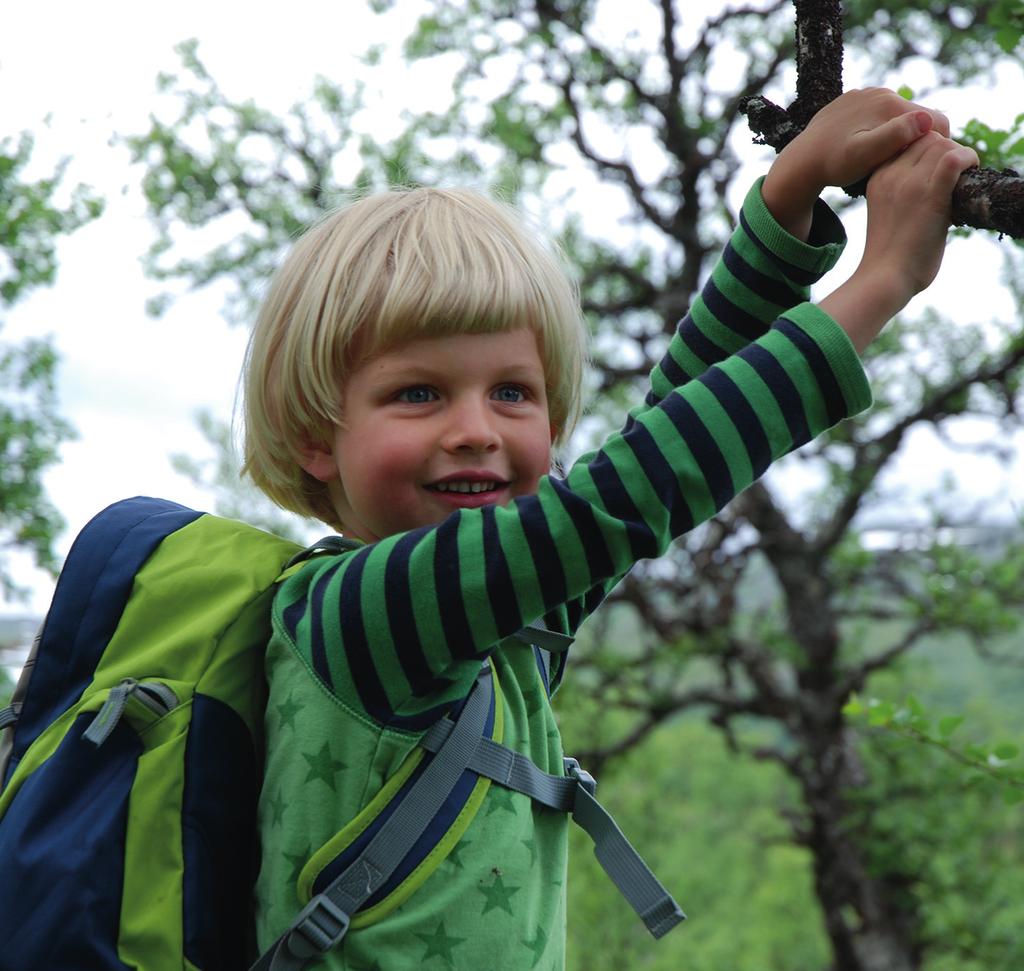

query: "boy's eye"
xmin=493 ymin=384 xmax=527 ymax=403
xmin=396 ymin=386 xmax=438 ymax=404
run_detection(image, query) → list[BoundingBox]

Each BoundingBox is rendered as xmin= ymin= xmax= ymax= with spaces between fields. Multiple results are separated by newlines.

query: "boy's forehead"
xmin=365 ymin=329 xmax=545 ymax=376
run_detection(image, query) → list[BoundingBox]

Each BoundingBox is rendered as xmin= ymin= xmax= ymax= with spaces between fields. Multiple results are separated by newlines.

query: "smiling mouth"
xmin=426 ymin=480 xmax=506 ymax=494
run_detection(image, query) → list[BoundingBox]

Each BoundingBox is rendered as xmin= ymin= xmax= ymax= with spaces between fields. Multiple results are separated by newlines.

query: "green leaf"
xmin=868 ymin=700 xmax=896 ymax=727
xmin=939 ymin=715 xmax=965 ymax=739
xmin=1002 ymin=787 xmax=1024 ymax=806
xmin=996 ymin=25 xmax=1022 ymax=53
xmin=843 ymin=695 xmax=865 ymax=717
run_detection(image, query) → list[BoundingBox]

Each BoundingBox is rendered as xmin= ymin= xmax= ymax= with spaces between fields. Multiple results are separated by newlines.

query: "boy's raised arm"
xmin=642 ymin=88 xmax=954 ymax=409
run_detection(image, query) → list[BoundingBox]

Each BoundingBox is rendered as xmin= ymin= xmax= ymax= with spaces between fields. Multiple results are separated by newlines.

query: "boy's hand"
xmin=859 ymin=131 xmax=979 ymax=305
xmin=819 ymin=131 xmax=979 ymax=352
xmin=762 ymin=87 xmax=949 ymax=240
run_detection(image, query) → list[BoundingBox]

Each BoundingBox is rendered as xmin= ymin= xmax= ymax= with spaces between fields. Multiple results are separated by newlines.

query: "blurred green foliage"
xmin=560 ymin=618 xmax=1024 ymax=968
xmin=0 ymin=133 xmax=103 ymax=599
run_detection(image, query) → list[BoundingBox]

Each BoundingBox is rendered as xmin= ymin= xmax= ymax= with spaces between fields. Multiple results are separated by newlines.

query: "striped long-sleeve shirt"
xmin=254 ymin=179 xmax=871 ymax=970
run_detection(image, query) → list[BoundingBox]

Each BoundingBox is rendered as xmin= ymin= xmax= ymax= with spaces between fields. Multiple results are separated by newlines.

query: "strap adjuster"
xmin=563 ymin=756 xmax=597 ymax=796
xmin=287 ymin=894 xmax=351 ymax=958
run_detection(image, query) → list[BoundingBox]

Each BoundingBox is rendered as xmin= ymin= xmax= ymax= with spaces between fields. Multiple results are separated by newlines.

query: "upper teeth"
xmin=433 ymin=481 xmax=496 ymax=494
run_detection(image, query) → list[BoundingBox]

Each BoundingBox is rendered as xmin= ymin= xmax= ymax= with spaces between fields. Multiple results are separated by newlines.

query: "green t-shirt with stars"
xmin=254 ymin=179 xmax=870 ymax=969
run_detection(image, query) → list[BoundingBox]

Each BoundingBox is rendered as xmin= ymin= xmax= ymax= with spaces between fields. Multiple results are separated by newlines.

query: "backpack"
xmin=0 ymin=497 xmax=315 ymax=970
xmin=0 ymin=496 xmax=683 ymax=971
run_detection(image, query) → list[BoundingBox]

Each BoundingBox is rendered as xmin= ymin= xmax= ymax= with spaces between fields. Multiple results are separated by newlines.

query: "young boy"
xmin=243 ymin=89 xmax=977 ymax=969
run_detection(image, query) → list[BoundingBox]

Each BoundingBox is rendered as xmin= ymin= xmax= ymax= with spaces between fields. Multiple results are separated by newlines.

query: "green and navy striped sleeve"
xmin=642 ymin=177 xmax=847 ymax=407
xmin=272 ymin=181 xmax=870 ymax=730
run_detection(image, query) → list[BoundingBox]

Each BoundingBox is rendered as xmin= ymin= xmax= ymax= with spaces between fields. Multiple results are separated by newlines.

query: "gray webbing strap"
xmin=570 ymin=777 xmax=686 ymax=938
xmin=510 ymin=623 xmax=573 ymax=654
xmin=0 ymin=705 xmax=19 ymax=731
xmin=419 ymin=722 xmax=686 ymax=938
xmin=511 ymin=623 xmax=573 ymax=695
xmin=251 ymin=672 xmax=493 ymax=971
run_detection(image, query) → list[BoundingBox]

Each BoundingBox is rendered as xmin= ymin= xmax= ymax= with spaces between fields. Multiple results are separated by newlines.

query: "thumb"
xmin=843 ymin=111 xmax=933 ymax=196
xmin=863 ymin=110 xmax=934 ymax=160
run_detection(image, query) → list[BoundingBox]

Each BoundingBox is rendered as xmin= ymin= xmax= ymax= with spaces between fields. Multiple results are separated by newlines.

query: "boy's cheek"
xmin=516 ymin=447 xmax=555 ymax=497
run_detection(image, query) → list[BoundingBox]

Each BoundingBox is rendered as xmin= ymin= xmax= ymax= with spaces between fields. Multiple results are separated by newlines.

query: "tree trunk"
xmin=748 ymin=482 xmax=923 ymax=971
xmin=798 ymin=727 xmax=920 ymax=971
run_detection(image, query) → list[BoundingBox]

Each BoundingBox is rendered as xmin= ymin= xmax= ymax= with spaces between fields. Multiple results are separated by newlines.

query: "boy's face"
xmin=301 ymin=328 xmax=555 ymax=543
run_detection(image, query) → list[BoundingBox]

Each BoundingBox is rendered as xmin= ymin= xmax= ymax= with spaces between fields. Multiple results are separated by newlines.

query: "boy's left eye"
xmin=493 ymin=385 xmax=527 ymax=403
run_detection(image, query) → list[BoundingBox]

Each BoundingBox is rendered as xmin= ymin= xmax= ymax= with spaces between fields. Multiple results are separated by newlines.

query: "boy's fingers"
xmin=885 ymin=89 xmax=949 ymax=136
xmin=931 ymin=144 xmax=980 ymax=186
xmin=928 ymin=109 xmax=951 ymax=138
xmin=874 ymin=135 xmax=979 ymax=202
xmin=912 ymin=133 xmax=978 ymax=172
xmin=859 ymin=110 xmax=933 ymax=163
xmin=859 ymin=105 xmax=950 ymax=161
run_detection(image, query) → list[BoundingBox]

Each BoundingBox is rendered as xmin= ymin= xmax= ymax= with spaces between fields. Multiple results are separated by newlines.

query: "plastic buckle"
xmin=563 ymin=756 xmax=597 ymax=796
xmin=287 ymin=894 xmax=351 ymax=959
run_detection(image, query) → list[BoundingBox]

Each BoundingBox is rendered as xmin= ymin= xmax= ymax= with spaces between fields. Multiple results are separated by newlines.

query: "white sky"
xmin=1 ymin=1 xmax=438 ymax=615
xmin=2 ymin=1 xmax=1023 ymax=620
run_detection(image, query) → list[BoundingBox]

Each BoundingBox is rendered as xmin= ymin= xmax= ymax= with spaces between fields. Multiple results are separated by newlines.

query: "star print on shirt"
xmin=485 ymin=786 xmax=518 ymax=816
xmin=266 ymin=789 xmax=287 ymax=827
xmin=415 ymin=920 xmax=467 ymax=968
xmin=445 ymin=838 xmax=471 ymax=870
xmin=275 ymin=693 xmax=302 ymax=731
xmin=523 ymin=924 xmax=549 ymax=967
xmin=524 ymin=686 xmax=546 ymax=718
xmin=282 ymin=845 xmax=312 ymax=893
xmin=302 ymin=740 xmax=346 ymax=790
xmin=477 ymin=873 xmax=521 ymax=916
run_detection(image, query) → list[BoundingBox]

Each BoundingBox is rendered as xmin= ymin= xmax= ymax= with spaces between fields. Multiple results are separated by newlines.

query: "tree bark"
xmin=799 ymin=735 xmax=919 ymax=971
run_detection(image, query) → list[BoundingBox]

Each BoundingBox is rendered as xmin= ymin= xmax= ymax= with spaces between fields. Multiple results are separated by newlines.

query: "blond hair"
xmin=241 ymin=187 xmax=588 ymax=529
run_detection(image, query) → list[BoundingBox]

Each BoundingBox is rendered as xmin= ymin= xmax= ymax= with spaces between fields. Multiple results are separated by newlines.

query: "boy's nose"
xmin=442 ymin=398 xmax=500 ymax=452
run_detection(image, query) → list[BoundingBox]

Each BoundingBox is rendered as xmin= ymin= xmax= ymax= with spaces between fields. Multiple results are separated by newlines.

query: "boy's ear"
xmin=298 ymin=443 xmax=339 ymax=483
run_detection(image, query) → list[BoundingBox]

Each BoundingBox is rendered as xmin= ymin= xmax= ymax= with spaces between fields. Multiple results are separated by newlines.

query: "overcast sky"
xmin=2 ymin=2 xmax=1022 ymax=619
xmin=1 ymin=1 xmax=440 ymax=615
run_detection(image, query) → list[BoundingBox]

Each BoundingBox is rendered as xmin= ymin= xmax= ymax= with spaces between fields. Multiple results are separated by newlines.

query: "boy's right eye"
xmin=396 ymin=385 xmax=438 ymax=404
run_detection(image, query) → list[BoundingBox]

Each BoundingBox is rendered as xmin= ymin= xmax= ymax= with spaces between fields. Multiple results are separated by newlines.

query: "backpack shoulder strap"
xmin=252 ymin=619 xmax=684 ymax=971
xmin=419 ymin=715 xmax=685 ymax=939
xmin=509 ymin=622 xmax=574 ymax=696
xmin=252 ymin=665 xmax=495 ymax=971
xmin=277 ymin=536 xmax=362 ymax=582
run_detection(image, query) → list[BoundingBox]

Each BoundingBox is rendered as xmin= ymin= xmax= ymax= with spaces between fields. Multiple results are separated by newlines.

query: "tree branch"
xmin=836 ymin=617 xmax=937 ymax=701
xmin=815 ymin=337 xmax=1024 ymax=554
xmin=789 ymin=0 xmax=844 ymax=126
xmin=555 ymin=74 xmax=674 ymax=235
